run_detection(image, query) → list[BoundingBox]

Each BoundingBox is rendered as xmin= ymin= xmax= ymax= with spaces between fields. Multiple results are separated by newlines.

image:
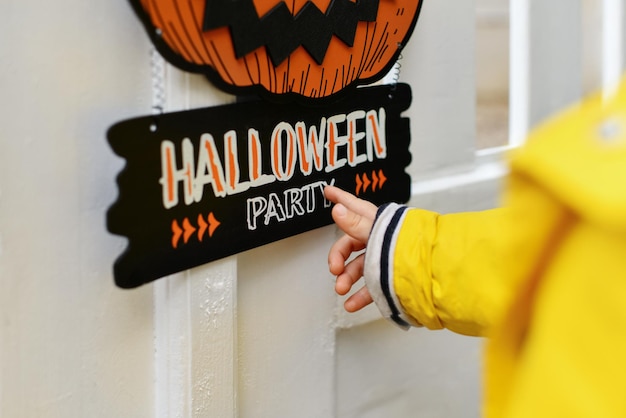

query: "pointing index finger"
xmin=324 ymin=185 xmax=377 ymax=219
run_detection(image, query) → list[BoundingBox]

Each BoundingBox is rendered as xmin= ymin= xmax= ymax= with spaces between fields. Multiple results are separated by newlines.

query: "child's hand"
xmin=324 ymin=185 xmax=378 ymax=312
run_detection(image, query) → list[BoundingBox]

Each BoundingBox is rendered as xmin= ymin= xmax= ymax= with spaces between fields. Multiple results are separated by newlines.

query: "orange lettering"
xmin=366 ymin=109 xmax=387 ymax=159
xmin=165 ymin=147 xmax=174 ymax=205
xmin=325 ymin=114 xmax=347 ymax=172
xmin=204 ymin=137 xmax=225 ymax=195
xmin=296 ymin=125 xmax=310 ymax=173
xmin=249 ymin=129 xmax=261 ymax=181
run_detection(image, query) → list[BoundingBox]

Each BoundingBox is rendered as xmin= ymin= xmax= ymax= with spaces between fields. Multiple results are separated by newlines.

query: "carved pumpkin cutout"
xmin=129 ymin=0 xmax=423 ymax=102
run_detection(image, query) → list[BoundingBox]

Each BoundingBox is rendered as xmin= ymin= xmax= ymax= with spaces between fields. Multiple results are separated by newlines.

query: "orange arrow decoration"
xmin=208 ymin=212 xmax=221 ymax=237
xmin=197 ymin=214 xmax=208 ymax=242
xmin=378 ymin=170 xmax=387 ymax=189
xmin=172 ymin=219 xmax=183 ymax=249
xmin=372 ymin=170 xmax=379 ymax=190
xmin=362 ymin=173 xmax=371 ymax=193
xmin=170 ymin=213 xmax=220 ymax=248
xmin=354 ymin=170 xmax=389 ymax=195
xmin=182 ymin=218 xmax=196 ymax=244
xmin=355 ymin=173 xmax=363 ymax=195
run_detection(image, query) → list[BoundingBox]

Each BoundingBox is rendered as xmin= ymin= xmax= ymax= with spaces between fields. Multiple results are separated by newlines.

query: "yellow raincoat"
xmin=363 ymin=79 xmax=626 ymax=417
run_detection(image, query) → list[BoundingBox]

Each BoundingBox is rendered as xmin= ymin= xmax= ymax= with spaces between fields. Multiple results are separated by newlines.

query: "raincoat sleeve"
xmin=363 ymin=204 xmax=512 ymax=336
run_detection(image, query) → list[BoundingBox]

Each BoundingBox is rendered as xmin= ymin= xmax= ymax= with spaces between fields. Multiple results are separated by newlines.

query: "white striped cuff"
xmin=364 ymin=203 xmax=421 ymax=330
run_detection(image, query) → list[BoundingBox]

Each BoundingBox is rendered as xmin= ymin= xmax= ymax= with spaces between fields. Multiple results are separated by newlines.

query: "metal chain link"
xmin=150 ymin=47 xmax=166 ymax=116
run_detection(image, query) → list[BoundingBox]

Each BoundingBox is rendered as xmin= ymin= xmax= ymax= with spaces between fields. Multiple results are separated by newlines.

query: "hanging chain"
xmin=150 ymin=47 xmax=166 ymax=115
xmin=382 ymin=42 xmax=404 ymax=100
xmin=389 ymin=54 xmax=402 ymax=87
xmin=389 ymin=42 xmax=404 ymax=88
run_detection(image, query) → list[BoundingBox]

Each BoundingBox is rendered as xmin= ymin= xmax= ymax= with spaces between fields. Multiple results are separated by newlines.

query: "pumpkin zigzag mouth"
xmin=203 ymin=0 xmax=380 ymax=66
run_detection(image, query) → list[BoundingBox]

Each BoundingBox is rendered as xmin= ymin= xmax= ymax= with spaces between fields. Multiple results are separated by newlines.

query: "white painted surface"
xmin=602 ymin=0 xmax=625 ymax=98
xmin=403 ymin=1 xmax=477 ymax=178
xmin=2 ymin=1 xmax=621 ymax=417
xmin=510 ymin=0 xmax=585 ymax=146
xmin=0 ymin=2 xmax=155 ymax=417
xmin=528 ymin=0 xmax=584 ymax=126
xmin=237 ymin=228 xmax=338 ymax=417
xmin=621 ymin=0 xmax=626 ymax=70
xmin=337 ymin=322 xmax=482 ymax=418
xmin=152 ymin=66 xmax=239 ymax=418
xmin=509 ymin=0 xmax=531 ymax=146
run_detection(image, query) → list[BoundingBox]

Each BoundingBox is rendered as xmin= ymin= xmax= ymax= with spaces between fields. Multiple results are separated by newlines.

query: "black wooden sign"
xmin=107 ymin=83 xmax=412 ymax=288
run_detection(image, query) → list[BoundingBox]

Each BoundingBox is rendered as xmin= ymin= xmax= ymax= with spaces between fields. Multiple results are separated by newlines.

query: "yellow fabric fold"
xmin=393 ymin=208 xmax=442 ymax=331
xmin=388 ymin=75 xmax=626 ymax=416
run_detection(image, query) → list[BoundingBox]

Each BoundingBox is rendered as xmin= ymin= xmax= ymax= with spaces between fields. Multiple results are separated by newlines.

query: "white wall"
xmin=0 ymin=2 xmax=155 ymax=416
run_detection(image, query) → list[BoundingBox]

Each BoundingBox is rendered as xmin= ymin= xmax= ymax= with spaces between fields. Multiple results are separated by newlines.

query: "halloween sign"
xmin=108 ymin=0 xmax=422 ymax=287
xmin=128 ymin=0 xmax=423 ymax=102
xmin=108 ymin=84 xmax=412 ymax=288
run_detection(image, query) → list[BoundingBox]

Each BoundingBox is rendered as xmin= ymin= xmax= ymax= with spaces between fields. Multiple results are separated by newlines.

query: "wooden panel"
xmin=236 ymin=227 xmax=337 ymax=418
xmin=153 ymin=67 xmax=239 ymax=418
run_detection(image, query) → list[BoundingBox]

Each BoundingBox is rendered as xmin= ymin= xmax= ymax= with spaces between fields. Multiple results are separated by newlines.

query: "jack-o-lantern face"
xmin=130 ymin=0 xmax=423 ymax=102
